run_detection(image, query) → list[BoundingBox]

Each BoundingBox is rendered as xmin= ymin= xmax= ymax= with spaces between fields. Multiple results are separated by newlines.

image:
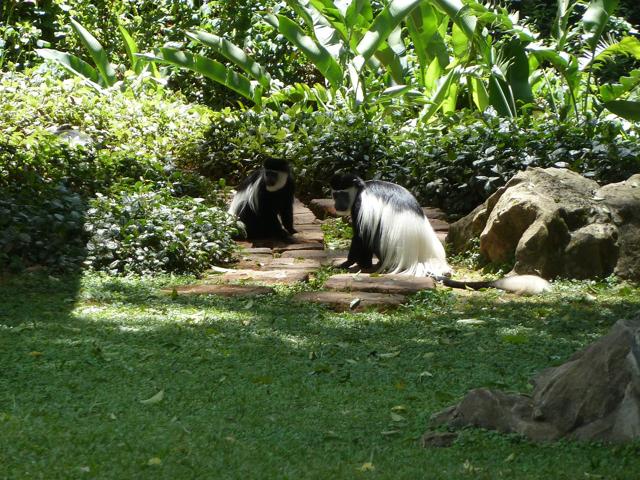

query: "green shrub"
xmin=198 ymin=107 xmax=640 ymax=215
xmin=0 ymin=71 xmax=235 ymax=273
xmin=0 ymin=71 xmax=212 ymax=195
xmin=0 ymin=184 xmax=86 ymax=272
xmin=85 ymin=187 xmax=238 ymax=275
xmin=381 ymin=112 xmax=640 ymax=214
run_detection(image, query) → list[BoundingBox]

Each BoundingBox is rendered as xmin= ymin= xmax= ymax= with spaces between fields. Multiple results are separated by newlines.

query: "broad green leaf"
xmin=504 ymin=38 xmax=533 ymax=105
xmin=423 ymin=56 xmax=444 ymax=93
xmin=451 ymin=22 xmax=469 ymax=59
xmin=599 ymin=69 xmax=640 ymax=101
xmin=594 ymin=36 xmax=640 ymax=64
xmin=186 ymin=31 xmax=271 ymax=89
xmin=470 ymin=76 xmax=490 ymax=111
xmin=489 ymin=75 xmax=514 ymax=117
xmin=70 ymin=18 xmax=116 ymax=86
xmin=35 ymin=48 xmax=102 ymax=89
xmin=308 ymin=0 xmax=350 ymax=40
xmin=605 ymin=100 xmax=640 ymax=120
xmin=345 ymin=0 xmax=373 ymax=29
xmin=138 ymin=48 xmax=261 ymax=104
xmin=406 ymin=3 xmax=448 ymax=69
xmin=118 ymin=22 xmax=140 ymax=73
xmin=374 ymin=26 xmax=406 ymax=84
xmin=288 ymin=0 xmax=345 ymax=58
xmin=431 ymin=0 xmax=477 ymax=40
xmin=552 ymin=0 xmax=576 ymax=48
xmin=420 ymin=66 xmax=461 ymax=122
xmin=265 ymin=14 xmax=343 ymax=88
xmin=355 ymin=0 xmax=422 ymax=66
xmin=374 ymin=43 xmax=406 ymax=84
xmin=582 ymin=0 xmax=620 ymax=50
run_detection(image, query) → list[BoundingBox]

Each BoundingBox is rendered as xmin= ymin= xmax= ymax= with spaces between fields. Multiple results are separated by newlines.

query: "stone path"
xmin=173 ymin=198 xmax=450 ymax=311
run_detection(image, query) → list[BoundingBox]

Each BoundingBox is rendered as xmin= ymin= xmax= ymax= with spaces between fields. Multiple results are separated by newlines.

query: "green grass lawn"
xmin=1 ymin=272 xmax=639 ymax=479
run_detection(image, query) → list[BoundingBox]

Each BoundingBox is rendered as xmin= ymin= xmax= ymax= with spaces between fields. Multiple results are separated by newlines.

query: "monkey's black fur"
xmin=231 ymin=157 xmax=296 ymax=240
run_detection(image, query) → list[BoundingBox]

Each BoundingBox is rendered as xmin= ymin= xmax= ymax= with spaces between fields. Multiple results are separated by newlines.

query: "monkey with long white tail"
xmin=229 ymin=157 xmax=297 ymax=240
xmin=329 ymin=173 xmax=551 ymax=295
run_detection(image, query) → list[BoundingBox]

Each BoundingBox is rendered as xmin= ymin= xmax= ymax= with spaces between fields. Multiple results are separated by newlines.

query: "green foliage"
xmin=381 ymin=111 xmax=640 ymax=213
xmin=85 ymin=187 xmax=238 ymax=275
xmin=0 ymin=184 xmax=86 ymax=272
xmin=0 ymin=71 xmax=212 ymax=195
xmin=197 ymin=106 xmax=640 ymax=214
xmin=0 ymin=71 xmax=238 ymax=272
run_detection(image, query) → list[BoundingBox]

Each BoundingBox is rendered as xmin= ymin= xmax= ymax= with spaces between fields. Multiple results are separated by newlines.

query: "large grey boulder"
xmin=429 ymin=317 xmax=640 ymax=443
xmin=447 ymin=168 xmax=640 ymax=280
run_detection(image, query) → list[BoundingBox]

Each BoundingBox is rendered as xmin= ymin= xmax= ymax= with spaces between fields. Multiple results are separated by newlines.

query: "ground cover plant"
xmin=1 ymin=272 xmax=639 ymax=479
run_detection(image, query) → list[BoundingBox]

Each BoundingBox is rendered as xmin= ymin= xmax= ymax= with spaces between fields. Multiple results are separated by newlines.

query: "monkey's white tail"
xmin=358 ymin=190 xmax=450 ymax=277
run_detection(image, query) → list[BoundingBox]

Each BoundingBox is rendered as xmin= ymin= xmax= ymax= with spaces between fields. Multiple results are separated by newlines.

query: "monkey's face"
xmin=332 ymin=187 xmax=357 ymax=216
xmin=263 ymin=169 xmax=289 ymax=192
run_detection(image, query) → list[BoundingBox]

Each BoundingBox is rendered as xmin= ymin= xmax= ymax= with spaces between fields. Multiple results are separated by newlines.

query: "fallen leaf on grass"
xmin=147 ymin=457 xmax=162 ymax=466
xmin=140 ymin=390 xmax=164 ymax=404
xmin=29 ymin=351 xmax=43 ymax=357
xmin=390 ymin=412 xmax=405 ymax=422
xmin=357 ymin=462 xmax=375 ymax=472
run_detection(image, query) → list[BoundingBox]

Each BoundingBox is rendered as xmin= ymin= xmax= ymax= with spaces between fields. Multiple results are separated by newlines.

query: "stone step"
xmin=292 ymin=291 xmax=406 ymax=312
xmin=210 ymin=268 xmax=313 ymax=284
xmin=165 ymin=284 xmax=274 ymax=297
xmin=324 ymin=273 xmax=435 ymax=294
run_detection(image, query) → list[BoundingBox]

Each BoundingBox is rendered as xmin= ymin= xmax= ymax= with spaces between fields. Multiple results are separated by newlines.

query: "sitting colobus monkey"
xmin=330 ymin=174 xmax=550 ymax=295
xmin=229 ymin=157 xmax=297 ymax=240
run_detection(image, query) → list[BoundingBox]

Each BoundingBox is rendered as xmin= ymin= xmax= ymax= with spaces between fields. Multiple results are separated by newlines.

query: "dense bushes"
xmin=198 ymin=107 xmax=640 ymax=215
xmin=85 ymin=187 xmax=237 ymax=275
xmin=0 ymin=71 xmax=237 ymax=273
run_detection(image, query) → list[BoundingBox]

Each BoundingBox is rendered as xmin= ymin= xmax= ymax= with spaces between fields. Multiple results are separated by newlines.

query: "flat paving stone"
xmin=274 ymin=242 xmax=324 ymax=253
xmin=429 ymin=218 xmax=450 ymax=232
xmin=423 ymin=207 xmax=447 ymax=220
xmin=232 ymin=254 xmax=274 ymax=269
xmin=240 ymin=247 xmax=274 ymax=254
xmin=281 ymin=249 xmax=329 ymax=259
xmin=212 ymin=268 xmax=312 ymax=284
xmin=294 ymin=212 xmax=317 ymax=224
xmin=325 ymin=273 xmax=436 ymax=294
xmin=166 ymin=284 xmax=274 ymax=297
xmin=292 ymin=291 xmax=406 ymax=311
xmin=261 ymin=258 xmax=321 ymax=269
xmin=292 ymin=230 xmax=324 ymax=243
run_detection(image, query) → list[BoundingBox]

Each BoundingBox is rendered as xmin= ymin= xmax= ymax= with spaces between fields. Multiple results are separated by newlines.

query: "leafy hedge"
xmin=0 ymin=72 xmax=237 ymax=273
xmin=85 ymin=187 xmax=237 ymax=275
xmin=198 ymin=107 xmax=640 ymax=215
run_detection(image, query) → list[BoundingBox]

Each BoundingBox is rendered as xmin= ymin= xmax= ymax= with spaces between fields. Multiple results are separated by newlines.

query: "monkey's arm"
xmin=280 ymin=193 xmax=297 ymax=234
xmin=339 ymin=233 xmax=372 ymax=269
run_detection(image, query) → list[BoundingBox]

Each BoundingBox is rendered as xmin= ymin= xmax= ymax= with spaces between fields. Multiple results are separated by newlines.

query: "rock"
xmin=596 ymin=174 xmax=640 ymax=281
xmin=309 ymin=199 xmax=337 ymax=219
xmin=280 ymin=249 xmax=329 ymax=259
xmin=325 ymin=273 xmax=435 ymax=294
xmin=430 ymin=317 xmax=640 ymax=443
xmin=292 ymin=291 xmax=406 ymax=311
xmin=447 ymin=168 xmax=640 ymax=280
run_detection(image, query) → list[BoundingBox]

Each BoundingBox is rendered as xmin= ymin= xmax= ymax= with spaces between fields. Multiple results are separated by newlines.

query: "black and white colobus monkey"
xmin=330 ymin=173 xmax=550 ymax=295
xmin=229 ymin=157 xmax=297 ymax=240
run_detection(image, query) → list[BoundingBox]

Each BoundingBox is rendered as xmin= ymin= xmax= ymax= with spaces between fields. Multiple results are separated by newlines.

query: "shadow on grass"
xmin=1 ymin=273 xmax=639 ymax=478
